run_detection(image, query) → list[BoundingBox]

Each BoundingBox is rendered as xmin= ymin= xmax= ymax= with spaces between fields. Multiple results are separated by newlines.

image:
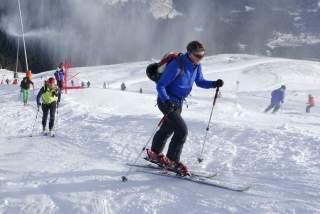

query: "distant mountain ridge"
xmin=0 ymin=0 xmax=319 ymax=73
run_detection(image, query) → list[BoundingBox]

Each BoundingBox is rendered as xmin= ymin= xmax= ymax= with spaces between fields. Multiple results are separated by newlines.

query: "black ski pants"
xmin=57 ymin=80 xmax=63 ymax=90
xmin=42 ymin=102 xmax=57 ymax=130
xmin=151 ymin=99 xmax=188 ymax=162
xmin=264 ymin=103 xmax=281 ymax=114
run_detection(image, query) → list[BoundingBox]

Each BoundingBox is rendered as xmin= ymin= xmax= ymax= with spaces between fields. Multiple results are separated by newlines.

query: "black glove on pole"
xmin=197 ymin=86 xmax=220 ymax=163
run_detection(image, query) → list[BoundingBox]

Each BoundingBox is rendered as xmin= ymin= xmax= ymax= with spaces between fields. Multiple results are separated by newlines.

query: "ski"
xmin=127 ymin=163 xmax=217 ymax=179
xmin=136 ymin=169 xmax=250 ymax=192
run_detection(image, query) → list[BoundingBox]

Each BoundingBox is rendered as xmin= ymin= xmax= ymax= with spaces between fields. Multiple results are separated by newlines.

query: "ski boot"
xmin=42 ymin=127 xmax=48 ymax=136
xmin=145 ymin=149 xmax=171 ymax=167
xmin=49 ymin=130 xmax=54 ymax=137
xmin=167 ymin=160 xmax=191 ymax=177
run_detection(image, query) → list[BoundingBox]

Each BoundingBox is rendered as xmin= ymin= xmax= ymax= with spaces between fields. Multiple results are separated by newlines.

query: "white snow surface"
xmin=0 ymin=54 xmax=320 ymax=213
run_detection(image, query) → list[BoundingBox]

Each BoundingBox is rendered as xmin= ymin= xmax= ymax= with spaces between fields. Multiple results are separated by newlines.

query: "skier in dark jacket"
xmin=20 ymin=77 xmax=34 ymax=105
xmin=36 ymin=77 xmax=61 ymax=136
xmin=146 ymin=41 xmax=224 ymax=176
xmin=264 ymin=85 xmax=286 ymax=114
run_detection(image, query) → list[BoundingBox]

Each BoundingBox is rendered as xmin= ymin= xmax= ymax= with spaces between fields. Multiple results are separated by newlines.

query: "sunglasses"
xmin=192 ymin=52 xmax=205 ymax=60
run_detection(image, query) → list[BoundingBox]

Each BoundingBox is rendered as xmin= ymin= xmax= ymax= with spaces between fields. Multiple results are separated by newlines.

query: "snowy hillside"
xmin=0 ymin=54 xmax=320 ymax=213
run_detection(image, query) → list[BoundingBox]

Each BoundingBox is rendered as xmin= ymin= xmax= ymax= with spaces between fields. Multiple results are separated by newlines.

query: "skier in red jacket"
xmin=306 ymin=94 xmax=315 ymax=113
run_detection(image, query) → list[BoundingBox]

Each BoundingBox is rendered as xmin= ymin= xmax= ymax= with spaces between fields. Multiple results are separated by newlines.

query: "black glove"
xmin=215 ymin=79 xmax=224 ymax=87
xmin=37 ymin=103 xmax=41 ymax=109
xmin=164 ymin=100 xmax=176 ymax=113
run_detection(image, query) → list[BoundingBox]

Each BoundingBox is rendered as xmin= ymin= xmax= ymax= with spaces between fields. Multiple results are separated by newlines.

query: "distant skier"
xmin=81 ymin=81 xmax=85 ymax=88
xmin=5 ymin=79 xmax=9 ymax=84
xmin=71 ymin=79 xmax=74 ymax=87
xmin=306 ymin=94 xmax=315 ymax=113
xmin=87 ymin=81 xmax=91 ymax=88
xmin=20 ymin=76 xmax=34 ymax=106
xmin=146 ymin=41 xmax=224 ymax=176
xmin=121 ymin=82 xmax=126 ymax=91
xmin=236 ymin=80 xmax=240 ymax=93
xmin=264 ymin=85 xmax=286 ymax=114
xmin=103 ymin=81 xmax=107 ymax=89
xmin=12 ymin=79 xmax=18 ymax=85
xmin=54 ymin=63 xmax=65 ymax=90
xmin=36 ymin=77 xmax=61 ymax=137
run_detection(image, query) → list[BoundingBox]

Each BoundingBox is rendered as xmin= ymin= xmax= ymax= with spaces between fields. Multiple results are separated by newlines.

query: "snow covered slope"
xmin=0 ymin=55 xmax=320 ymax=213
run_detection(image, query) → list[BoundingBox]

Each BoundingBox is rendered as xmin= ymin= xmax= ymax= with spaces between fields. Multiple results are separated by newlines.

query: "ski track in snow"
xmin=0 ymin=55 xmax=320 ymax=213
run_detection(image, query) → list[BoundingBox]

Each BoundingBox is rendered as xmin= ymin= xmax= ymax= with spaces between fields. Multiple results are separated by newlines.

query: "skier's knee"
xmin=176 ymin=127 xmax=188 ymax=142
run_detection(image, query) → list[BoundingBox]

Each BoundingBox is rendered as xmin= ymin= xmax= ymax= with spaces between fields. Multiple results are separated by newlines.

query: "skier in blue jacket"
xmin=54 ymin=63 xmax=65 ymax=90
xmin=146 ymin=41 xmax=224 ymax=176
xmin=264 ymin=85 xmax=286 ymax=113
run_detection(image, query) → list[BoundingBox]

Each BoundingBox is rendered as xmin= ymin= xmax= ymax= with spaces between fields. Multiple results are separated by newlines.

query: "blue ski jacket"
xmin=156 ymin=53 xmax=217 ymax=105
xmin=54 ymin=69 xmax=64 ymax=81
xmin=271 ymin=88 xmax=285 ymax=105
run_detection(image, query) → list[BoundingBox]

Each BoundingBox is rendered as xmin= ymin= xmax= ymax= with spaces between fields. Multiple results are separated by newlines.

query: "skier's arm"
xmin=281 ymin=92 xmax=285 ymax=104
xmin=156 ymin=60 xmax=180 ymax=102
xmin=31 ymin=80 xmax=35 ymax=90
xmin=36 ymin=87 xmax=44 ymax=106
xmin=20 ymin=81 xmax=23 ymax=91
xmin=195 ymin=66 xmax=215 ymax=89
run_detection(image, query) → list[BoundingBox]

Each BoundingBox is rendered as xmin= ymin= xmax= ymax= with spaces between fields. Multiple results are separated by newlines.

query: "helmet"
xmin=186 ymin=41 xmax=205 ymax=54
xmin=281 ymin=85 xmax=286 ymax=90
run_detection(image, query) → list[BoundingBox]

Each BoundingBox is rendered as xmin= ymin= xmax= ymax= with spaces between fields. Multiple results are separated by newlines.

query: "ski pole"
xmin=197 ymin=87 xmax=220 ymax=163
xmin=52 ymin=103 xmax=59 ymax=136
xmin=121 ymin=115 xmax=167 ymax=182
xmin=52 ymin=87 xmax=61 ymax=136
xmin=30 ymin=107 xmax=40 ymax=137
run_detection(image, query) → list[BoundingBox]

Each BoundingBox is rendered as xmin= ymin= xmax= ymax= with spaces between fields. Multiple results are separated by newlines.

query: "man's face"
xmin=189 ymin=51 xmax=205 ymax=65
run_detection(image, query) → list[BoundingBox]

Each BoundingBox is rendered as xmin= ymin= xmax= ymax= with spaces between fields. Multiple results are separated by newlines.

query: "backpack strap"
xmin=176 ymin=54 xmax=185 ymax=79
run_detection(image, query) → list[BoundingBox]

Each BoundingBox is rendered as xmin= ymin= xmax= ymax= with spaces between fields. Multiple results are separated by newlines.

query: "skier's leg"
xmin=23 ymin=89 xmax=27 ymax=104
xmin=42 ymin=104 xmax=49 ymax=130
xmin=60 ymin=81 xmax=64 ymax=90
xmin=306 ymin=105 xmax=311 ymax=113
xmin=48 ymin=102 xmax=57 ymax=131
xmin=151 ymin=102 xmax=174 ymax=154
xmin=264 ymin=103 xmax=274 ymax=113
xmin=166 ymin=107 xmax=188 ymax=162
xmin=25 ymin=90 xmax=29 ymax=104
xmin=272 ymin=104 xmax=280 ymax=113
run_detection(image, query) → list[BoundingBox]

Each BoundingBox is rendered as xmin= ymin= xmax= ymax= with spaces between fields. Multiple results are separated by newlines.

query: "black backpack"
xmin=20 ymin=78 xmax=28 ymax=89
xmin=146 ymin=52 xmax=185 ymax=82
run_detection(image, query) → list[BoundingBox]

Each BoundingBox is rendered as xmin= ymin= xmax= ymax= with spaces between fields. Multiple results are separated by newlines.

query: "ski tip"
xmin=121 ymin=176 xmax=128 ymax=182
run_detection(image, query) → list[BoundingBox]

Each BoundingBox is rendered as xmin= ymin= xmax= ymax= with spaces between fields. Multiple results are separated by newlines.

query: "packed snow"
xmin=0 ymin=54 xmax=319 ymax=213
